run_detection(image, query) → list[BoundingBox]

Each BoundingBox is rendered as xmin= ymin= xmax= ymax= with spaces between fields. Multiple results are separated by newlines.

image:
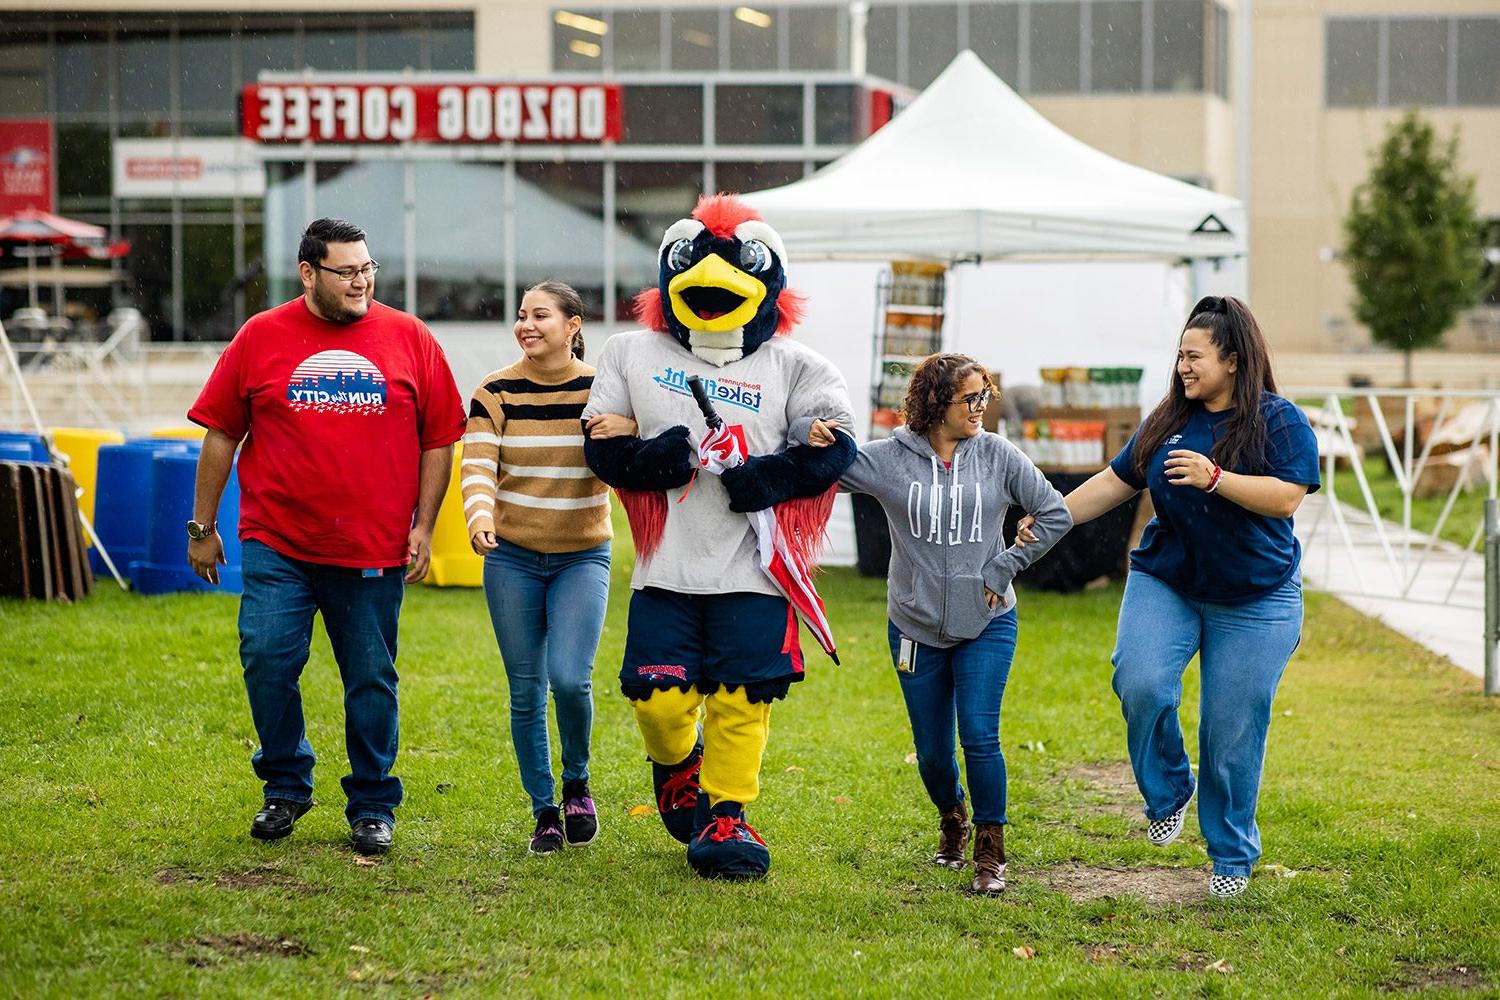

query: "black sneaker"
xmin=651 ymin=742 xmax=703 ymax=845
xmin=250 ymin=799 xmax=312 ymax=841
xmin=561 ymin=780 xmax=599 ymax=847
xmin=350 ymin=818 xmax=393 ymax=856
xmin=530 ymin=807 xmax=565 ymax=855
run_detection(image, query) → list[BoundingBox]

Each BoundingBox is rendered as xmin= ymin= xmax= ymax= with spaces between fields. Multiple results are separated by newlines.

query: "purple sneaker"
xmin=561 ymin=779 xmax=598 ymax=846
xmin=530 ymin=806 xmax=564 ymax=855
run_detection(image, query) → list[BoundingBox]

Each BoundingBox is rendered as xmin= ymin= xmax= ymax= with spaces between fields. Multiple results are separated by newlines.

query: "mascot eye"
xmin=666 ymin=239 xmax=695 ymax=272
xmin=738 ymin=240 xmax=773 ymax=274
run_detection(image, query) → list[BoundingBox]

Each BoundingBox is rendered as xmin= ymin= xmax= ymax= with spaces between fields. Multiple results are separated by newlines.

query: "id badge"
xmin=897 ymin=634 xmax=917 ymax=674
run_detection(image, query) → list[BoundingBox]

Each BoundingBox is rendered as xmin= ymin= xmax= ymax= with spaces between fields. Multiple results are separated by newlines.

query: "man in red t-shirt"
xmin=186 ymin=217 xmax=464 ymax=856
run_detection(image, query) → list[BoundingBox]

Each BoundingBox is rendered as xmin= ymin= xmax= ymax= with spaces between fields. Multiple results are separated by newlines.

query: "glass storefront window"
xmin=243 ymin=222 xmax=267 ymax=318
xmin=715 ymin=160 xmax=806 ymax=195
xmin=613 ymin=9 xmax=664 ymax=72
xmin=615 ymin=161 xmax=704 ymax=321
xmin=1030 ymin=1 xmax=1082 ymax=93
xmin=552 ymin=9 xmax=606 ymax=71
xmin=1387 ymin=19 xmax=1448 ymax=106
xmin=907 ymin=3 xmax=959 ymax=89
xmin=304 ymin=28 xmax=359 ymax=72
xmin=240 ymin=23 xmax=300 ymax=82
xmin=56 ymin=125 xmax=112 ymax=212
xmin=365 ymin=23 xmax=424 ymax=71
xmin=969 ymin=3 xmax=1020 ymax=86
xmin=1325 ymin=18 xmax=1379 ymax=107
xmin=515 ymin=162 xmax=606 ymax=321
xmin=622 ymin=85 xmax=704 ymax=145
xmin=117 ymin=30 xmax=172 ymax=115
xmin=180 ymin=31 xmax=234 ymax=114
xmin=181 ymin=223 xmax=239 ymax=341
xmin=867 ymin=4 xmax=900 ymax=82
xmin=428 ymin=22 xmax=476 ymax=70
xmin=56 ymin=32 xmax=112 ymax=114
xmin=0 ymin=32 xmax=49 ymax=114
xmin=122 ymin=223 xmax=174 ymax=341
xmin=415 ymin=161 xmax=506 ymax=322
xmin=671 ymin=9 xmax=721 ymax=71
xmin=1153 ymin=0 xmax=1205 ymax=93
xmin=729 ymin=5 xmax=779 ymax=71
xmin=789 ymin=6 xmax=845 ymax=71
xmin=1457 ymin=19 xmax=1500 ymax=106
xmin=815 ymin=84 xmax=859 ymax=146
xmin=1092 ymin=1 xmax=1143 ymax=92
xmin=715 ymin=85 xmax=804 ymax=145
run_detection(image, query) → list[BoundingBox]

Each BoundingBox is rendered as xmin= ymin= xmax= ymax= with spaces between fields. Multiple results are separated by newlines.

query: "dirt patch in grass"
xmin=154 ymin=865 xmax=322 ymax=894
xmin=1066 ymin=762 xmax=1141 ymax=815
xmin=1034 ymin=864 xmax=1204 ymax=906
xmin=167 ymin=933 xmax=311 ymax=966
xmin=1380 ymin=962 xmax=1490 ymax=993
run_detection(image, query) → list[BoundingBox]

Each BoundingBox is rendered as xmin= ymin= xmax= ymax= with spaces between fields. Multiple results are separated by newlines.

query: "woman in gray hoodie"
xmin=806 ymin=353 xmax=1071 ymax=894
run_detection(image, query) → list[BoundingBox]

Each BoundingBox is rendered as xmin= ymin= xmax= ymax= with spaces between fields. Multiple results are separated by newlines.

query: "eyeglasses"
xmin=949 ymin=389 xmax=993 ymax=414
xmin=312 ymin=260 xmax=380 ymax=282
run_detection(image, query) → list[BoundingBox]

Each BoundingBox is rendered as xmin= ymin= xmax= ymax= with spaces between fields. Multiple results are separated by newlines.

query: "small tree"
xmin=1342 ymin=111 xmax=1486 ymax=384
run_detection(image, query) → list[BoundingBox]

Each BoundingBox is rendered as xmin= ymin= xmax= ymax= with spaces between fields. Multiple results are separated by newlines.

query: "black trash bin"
xmin=852 ymin=492 xmax=892 ymax=577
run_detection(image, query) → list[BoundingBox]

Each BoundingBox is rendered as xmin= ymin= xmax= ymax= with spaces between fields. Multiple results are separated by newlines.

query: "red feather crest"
xmin=693 ymin=192 xmax=762 ymax=239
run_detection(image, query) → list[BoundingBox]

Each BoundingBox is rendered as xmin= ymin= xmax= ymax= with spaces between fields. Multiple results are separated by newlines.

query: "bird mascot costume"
xmin=583 ymin=194 xmax=855 ymax=879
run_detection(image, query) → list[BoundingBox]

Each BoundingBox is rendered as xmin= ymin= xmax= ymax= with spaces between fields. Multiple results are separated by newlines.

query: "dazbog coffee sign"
xmin=0 ymin=120 xmax=52 ymax=214
xmin=241 ymin=82 xmax=622 ymax=145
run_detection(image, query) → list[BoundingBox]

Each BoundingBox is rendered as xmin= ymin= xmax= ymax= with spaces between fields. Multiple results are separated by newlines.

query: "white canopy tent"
xmin=741 ymin=50 xmax=1245 ymax=264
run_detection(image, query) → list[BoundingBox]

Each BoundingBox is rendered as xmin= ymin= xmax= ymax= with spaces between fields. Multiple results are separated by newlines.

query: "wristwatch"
xmin=185 ymin=520 xmax=216 ymax=541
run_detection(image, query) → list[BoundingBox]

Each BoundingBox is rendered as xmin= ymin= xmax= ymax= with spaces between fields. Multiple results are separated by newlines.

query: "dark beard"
xmin=312 ymin=282 xmax=367 ymax=324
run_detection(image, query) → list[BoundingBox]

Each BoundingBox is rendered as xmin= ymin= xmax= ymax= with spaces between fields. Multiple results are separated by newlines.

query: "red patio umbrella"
xmin=0 ymin=208 xmax=130 ymax=309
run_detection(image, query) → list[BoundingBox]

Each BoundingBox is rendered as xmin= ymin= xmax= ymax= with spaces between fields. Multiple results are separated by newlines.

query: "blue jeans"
xmin=483 ymin=538 xmax=611 ymax=816
xmin=238 ymin=539 xmax=405 ymax=826
xmin=886 ymin=610 xmax=1019 ymax=826
xmin=1110 ymin=570 xmax=1303 ymax=877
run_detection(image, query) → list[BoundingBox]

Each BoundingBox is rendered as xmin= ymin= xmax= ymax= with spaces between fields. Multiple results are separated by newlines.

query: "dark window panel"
xmin=182 ymin=223 xmax=239 ymax=341
xmin=714 ymin=160 xmax=805 ymax=195
xmin=1456 ymin=18 xmax=1500 ymax=105
xmin=621 ymin=85 xmax=704 ymax=144
xmin=56 ymin=32 xmax=112 ymax=114
xmin=180 ymin=31 xmax=234 ymax=114
xmin=789 ymin=6 xmax=845 ymax=71
xmin=242 ymin=222 xmax=267 ymax=318
xmin=121 ymin=223 xmax=174 ymax=340
xmin=969 ymin=3 xmax=1020 ymax=86
xmin=714 ymin=85 xmax=804 ymax=145
xmin=1387 ymin=18 xmax=1448 ymax=106
xmin=118 ymin=30 xmax=173 ymax=115
xmin=907 ymin=3 xmax=959 ymax=89
xmin=240 ymin=24 xmax=300 ymax=82
xmin=1325 ymin=18 xmax=1379 ymax=107
xmin=56 ymin=125 xmax=112 ymax=210
xmin=552 ymin=9 xmax=607 ymax=71
xmin=428 ymin=23 xmax=475 ymax=70
xmin=671 ymin=9 xmax=720 ymax=71
xmin=729 ymin=5 xmax=779 ymax=71
xmin=1030 ymin=1 xmax=1082 ymax=93
xmin=612 ymin=9 xmax=664 ymax=72
xmin=0 ymin=32 xmax=49 ymax=114
xmin=814 ymin=84 xmax=859 ymax=145
xmin=178 ymin=120 xmax=238 ymax=137
xmin=365 ymin=25 xmax=424 ymax=71
xmin=1153 ymin=0 xmax=1205 ymax=93
xmin=304 ymin=28 xmax=358 ymax=71
xmin=1214 ymin=2 xmax=1231 ymax=99
xmin=1092 ymin=0 xmax=1143 ymax=93
xmin=867 ymin=4 xmax=900 ymax=81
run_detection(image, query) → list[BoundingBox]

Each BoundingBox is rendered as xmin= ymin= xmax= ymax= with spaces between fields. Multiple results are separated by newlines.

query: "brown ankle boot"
xmin=971 ymin=823 xmax=1007 ymax=895
xmin=934 ymin=801 xmax=970 ymax=869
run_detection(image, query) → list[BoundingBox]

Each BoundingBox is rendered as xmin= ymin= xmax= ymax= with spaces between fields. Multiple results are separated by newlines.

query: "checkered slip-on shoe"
xmin=1209 ymin=873 xmax=1249 ymax=898
xmin=1146 ymin=784 xmax=1196 ymax=847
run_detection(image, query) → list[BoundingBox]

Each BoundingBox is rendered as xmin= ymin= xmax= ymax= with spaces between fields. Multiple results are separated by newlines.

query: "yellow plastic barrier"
xmin=48 ymin=426 xmax=125 ymax=531
xmin=151 ymin=426 xmax=208 ymax=441
xmin=425 ymin=451 xmax=484 ymax=588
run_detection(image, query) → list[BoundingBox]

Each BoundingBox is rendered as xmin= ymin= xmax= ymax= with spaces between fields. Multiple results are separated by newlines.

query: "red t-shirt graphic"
xmin=189 ymin=297 xmax=465 ymax=568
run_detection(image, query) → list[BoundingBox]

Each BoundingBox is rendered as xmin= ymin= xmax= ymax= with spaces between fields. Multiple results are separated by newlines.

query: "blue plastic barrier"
xmin=0 ymin=432 xmax=50 ymax=463
xmin=129 ymin=449 xmax=242 ymax=595
xmin=90 ymin=439 xmax=196 ymax=577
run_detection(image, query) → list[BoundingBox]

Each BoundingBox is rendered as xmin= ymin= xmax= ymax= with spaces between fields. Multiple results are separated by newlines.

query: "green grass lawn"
xmin=1332 ymin=465 xmax=1490 ymax=549
xmin=2 ymin=529 xmax=1498 ymax=997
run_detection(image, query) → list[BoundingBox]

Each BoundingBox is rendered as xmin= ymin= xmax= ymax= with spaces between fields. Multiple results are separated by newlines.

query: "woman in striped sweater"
xmin=461 ymin=281 xmax=636 ymax=854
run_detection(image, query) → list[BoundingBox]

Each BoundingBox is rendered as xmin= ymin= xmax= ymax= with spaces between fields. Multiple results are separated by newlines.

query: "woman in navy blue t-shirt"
xmin=1021 ymin=295 xmax=1319 ymax=899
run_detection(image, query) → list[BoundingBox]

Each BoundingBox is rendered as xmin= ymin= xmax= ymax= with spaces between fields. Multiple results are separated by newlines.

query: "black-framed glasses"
xmin=949 ymin=389 xmax=993 ymax=414
xmin=312 ymin=260 xmax=380 ymax=282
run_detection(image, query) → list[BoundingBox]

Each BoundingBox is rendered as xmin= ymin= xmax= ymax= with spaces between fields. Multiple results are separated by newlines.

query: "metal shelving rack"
xmin=869 ymin=261 xmax=946 ymax=439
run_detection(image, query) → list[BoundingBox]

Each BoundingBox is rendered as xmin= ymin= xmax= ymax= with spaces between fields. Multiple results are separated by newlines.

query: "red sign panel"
xmin=240 ymin=82 xmax=623 ymax=145
xmin=0 ymin=120 xmax=53 ymax=214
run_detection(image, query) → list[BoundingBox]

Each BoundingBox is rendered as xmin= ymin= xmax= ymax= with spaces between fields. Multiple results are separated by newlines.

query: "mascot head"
xmin=634 ymin=193 xmax=806 ymax=367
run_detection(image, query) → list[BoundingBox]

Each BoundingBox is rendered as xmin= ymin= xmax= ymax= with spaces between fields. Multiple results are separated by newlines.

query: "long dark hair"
xmin=524 ymin=280 xmax=586 ymax=360
xmin=1131 ymin=295 xmax=1277 ymax=481
xmin=901 ymin=353 xmax=997 ymax=438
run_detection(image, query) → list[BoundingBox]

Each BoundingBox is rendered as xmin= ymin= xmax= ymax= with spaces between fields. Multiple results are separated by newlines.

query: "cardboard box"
xmin=1037 ymin=405 xmax=1140 ymax=460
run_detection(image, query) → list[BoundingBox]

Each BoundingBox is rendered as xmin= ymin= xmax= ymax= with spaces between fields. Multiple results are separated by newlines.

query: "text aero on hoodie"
xmin=837 ymin=426 xmax=1072 ymax=648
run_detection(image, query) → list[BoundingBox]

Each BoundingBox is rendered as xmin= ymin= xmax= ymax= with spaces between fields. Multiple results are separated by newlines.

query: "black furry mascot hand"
xmin=584 ymin=425 xmax=696 ymax=492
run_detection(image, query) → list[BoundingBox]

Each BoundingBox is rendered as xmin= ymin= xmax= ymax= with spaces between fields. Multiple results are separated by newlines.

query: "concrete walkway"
xmin=1295 ymin=493 xmax=1486 ymax=679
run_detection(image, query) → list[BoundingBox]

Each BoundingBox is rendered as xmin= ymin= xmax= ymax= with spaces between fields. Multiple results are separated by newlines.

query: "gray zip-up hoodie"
xmin=838 ymin=426 xmax=1072 ymax=648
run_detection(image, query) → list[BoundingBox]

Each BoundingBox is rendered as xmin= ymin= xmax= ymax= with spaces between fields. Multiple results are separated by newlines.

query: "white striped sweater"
xmin=460 ymin=355 xmax=611 ymax=553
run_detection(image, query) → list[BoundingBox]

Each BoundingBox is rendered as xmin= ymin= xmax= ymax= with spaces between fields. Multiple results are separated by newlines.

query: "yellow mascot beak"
xmin=667 ymin=253 xmax=766 ymax=333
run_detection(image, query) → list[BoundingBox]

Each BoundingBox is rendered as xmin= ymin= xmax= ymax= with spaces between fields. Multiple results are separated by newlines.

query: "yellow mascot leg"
xmin=701 ymin=687 xmax=773 ymax=807
xmin=632 ymin=685 xmax=703 ymax=766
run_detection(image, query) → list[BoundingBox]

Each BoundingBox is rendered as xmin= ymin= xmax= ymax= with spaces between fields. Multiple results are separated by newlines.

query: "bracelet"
xmin=1205 ymin=464 xmax=1223 ymax=493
